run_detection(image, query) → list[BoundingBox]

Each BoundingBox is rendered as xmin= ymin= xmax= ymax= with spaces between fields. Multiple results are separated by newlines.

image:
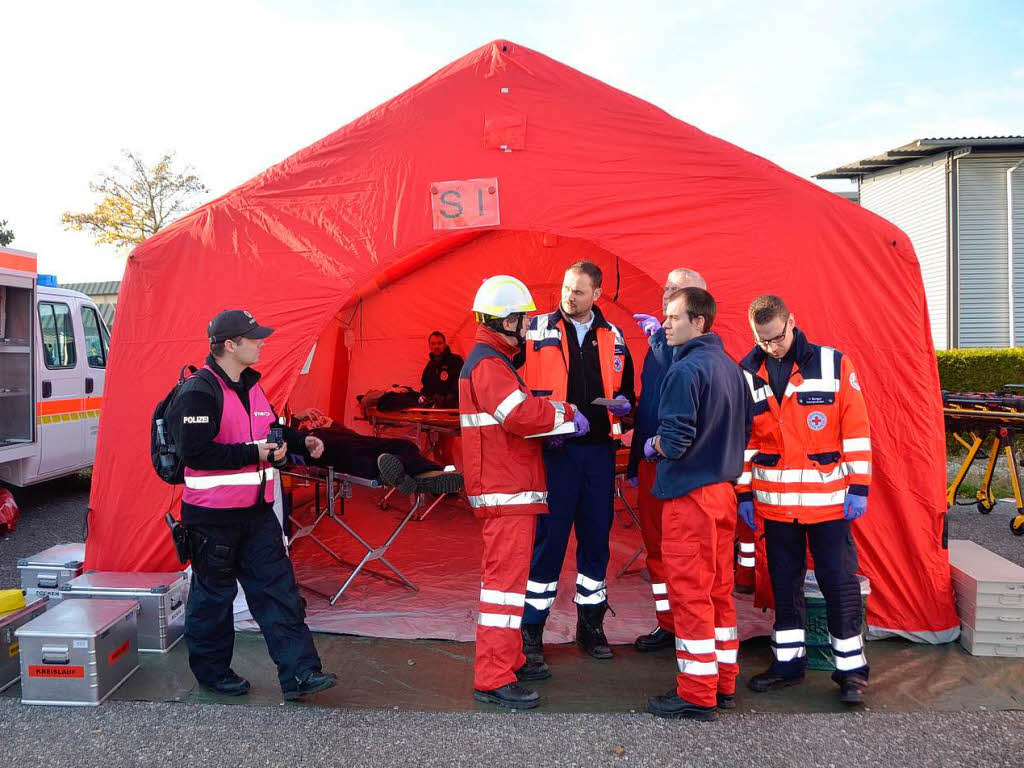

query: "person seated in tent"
xmin=418 ymin=331 xmax=463 ymax=408
xmin=291 ymin=407 xmax=463 ymax=496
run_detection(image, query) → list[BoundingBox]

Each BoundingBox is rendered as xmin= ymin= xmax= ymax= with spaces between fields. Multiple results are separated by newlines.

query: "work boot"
xmin=474 ymin=681 xmax=540 ymax=709
xmin=634 ymin=626 xmax=675 ymax=652
xmin=415 ymin=471 xmax=464 ymax=495
xmin=576 ymin=603 xmax=613 ymax=659
xmin=646 ymin=689 xmax=718 ymax=721
xmin=377 ymin=453 xmax=417 ymax=495
xmin=515 ymin=658 xmax=551 ymax=682
xmin=199 ymin=669 xmax=250 ymax=696
xmin=283 ymin=670 xmax=338 ymax=701
xmin=716 ymin=692 xmax=736 ymax=710
xmin=838 ymin=675 xmax=868 ymax=706
xmin=521 ymin=621 xmax=547 ymax=664
xmin=748 ymin=667 xmax=805 ymax=693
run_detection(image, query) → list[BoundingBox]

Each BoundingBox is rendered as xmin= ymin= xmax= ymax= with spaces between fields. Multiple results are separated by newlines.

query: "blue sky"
xmin=3 ymin=0 xmax=1022 ymax=281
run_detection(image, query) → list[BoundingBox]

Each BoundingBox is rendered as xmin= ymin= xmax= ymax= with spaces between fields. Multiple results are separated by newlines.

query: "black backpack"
xmin=151 ymin=365 xmax=222 ymax=484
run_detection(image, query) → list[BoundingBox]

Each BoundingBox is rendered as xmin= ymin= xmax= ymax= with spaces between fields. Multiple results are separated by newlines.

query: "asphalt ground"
xmin=1 ymin=477 xmax=1022 ymax=767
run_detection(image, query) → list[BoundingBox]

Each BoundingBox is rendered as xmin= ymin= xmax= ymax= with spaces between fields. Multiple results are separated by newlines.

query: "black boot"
xmin=716 ymin=692 xmax=736 ymax=709
xmin=576 ymin=603 xmax=613 ymax=659
xmin=199 ymin=669 xmax=250 ymax=696
xmin=377 ymin=453 xmax=417 ymax=495
xmin=634 ymin=626 xmax=675 ymax=652
xmin=414 ymin=471 xmax=464 ymax=495
xmin=521 ymin=621 xmax=547 ymax=664
xmin=748 ymin=667 xmax=805 ymax=693
xmin=283 ymin=670 xmax=338 ymax=701
xmin=838 ymin=675 xmax=867 ymax=706
xmin=474 ymin=681 xmax=540 ymax=709
xmin=515 ymin=658 xmax=551 ymax=682
xmin=646 ymin=689 xmax=718 ymax=721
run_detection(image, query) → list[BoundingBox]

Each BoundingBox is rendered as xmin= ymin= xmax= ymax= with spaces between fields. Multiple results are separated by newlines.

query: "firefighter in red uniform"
xmin=643 ymin=288 xmax=752 ymax=721
xmin=460 ymin=275 xmax=589 ymax=709
xmin=736 ymin=295 xmax=871 ymax=706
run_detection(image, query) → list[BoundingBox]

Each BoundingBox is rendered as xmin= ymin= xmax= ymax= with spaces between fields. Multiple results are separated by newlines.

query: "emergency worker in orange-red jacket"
xmin=735 ymin=295 xmax=871 ymax=707
xmin=461 ymin=275 xmax=589 ymax=710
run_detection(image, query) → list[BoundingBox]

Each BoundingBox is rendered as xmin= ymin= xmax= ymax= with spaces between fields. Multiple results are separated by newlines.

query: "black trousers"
xmin=184 ymin=506 xmax=322 ymax=693
xmin=308 ymin=427 xmax=442 ymax=478
xmin=763 ymin=517 xmax=869 ymax=682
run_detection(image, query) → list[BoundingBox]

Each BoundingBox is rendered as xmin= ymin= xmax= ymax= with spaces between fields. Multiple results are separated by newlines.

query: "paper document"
xmin=525 ymin=421 xmax=577 ymax=439
xmin=591 ymin=397 xmax=619 ymax=407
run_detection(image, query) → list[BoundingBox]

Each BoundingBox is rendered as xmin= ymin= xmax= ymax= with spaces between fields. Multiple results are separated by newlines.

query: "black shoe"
xmin=415 ymin=471 xmax=464 ymax=495
xmin=515 ymin=658 xmax=551 ymax=682
xmin=748 ymin=668 xmax=805 ymax=693
xmin=284 ymin=670 xmax=338 ymax=701
xmin=199 ymin=670 xmax=250 ymax=696
xmin=377 ymin=453 xmax=417 ymax=495
xmin=646 ymin=689 xmax=718 ymax=721
xmin=521 ymin=621 xmax=546 ymax=663
xmin=716 ymin=692 xmax=736 ymax=709
xmin=839 ymin=676 xmax=867 ymax=706
xmin=474 ymin=681 xmax=540 ymax=709
xmin=576 ymin=602 xmax=613 ymax=659
xmin=634 ymin=627 xmax=675 ymax=652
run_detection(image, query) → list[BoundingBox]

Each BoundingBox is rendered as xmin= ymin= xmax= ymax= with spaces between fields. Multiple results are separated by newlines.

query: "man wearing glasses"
xmin=735 ymin=295 xmax=872 ymax=706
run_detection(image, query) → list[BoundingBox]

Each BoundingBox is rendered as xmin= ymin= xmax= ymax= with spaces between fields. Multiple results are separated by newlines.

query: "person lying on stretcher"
xmin=291 ymin=407 xmax=463 ymax=496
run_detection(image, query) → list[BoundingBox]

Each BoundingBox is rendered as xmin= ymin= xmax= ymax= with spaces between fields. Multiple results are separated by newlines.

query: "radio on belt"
xmin=60 ymin=571 xmax=188 ymax=653
xmin=0 ymin=594 xmax=48 ymax=692
xmin=16 ymin=598 xmax=140 ymax=706
xmin=17 ymin=542 xmax=85 ymax=605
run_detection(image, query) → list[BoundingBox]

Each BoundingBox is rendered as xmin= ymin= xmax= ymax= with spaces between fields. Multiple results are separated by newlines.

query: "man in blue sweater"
xmin=643 ymin=287 xmax=752 ymax=721
xmin=629 ymin=267 xmax=706 ymax=652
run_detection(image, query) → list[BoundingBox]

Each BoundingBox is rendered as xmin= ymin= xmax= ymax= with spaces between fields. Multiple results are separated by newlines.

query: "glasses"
xmin=756 ymin=319 xmax=790 ymax=349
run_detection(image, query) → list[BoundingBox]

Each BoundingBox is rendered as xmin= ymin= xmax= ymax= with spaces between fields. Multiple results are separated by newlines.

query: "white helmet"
xmin=472 ymin=275 xmax=536 ymax=320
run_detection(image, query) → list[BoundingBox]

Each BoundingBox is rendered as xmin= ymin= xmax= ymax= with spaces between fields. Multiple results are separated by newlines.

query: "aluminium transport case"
xmin=17 ymin=542 xmax=85 ymax=604
xmin=60 ymin=571 xmax=188 ymax=653
xmin=16 ymin=598 xmax=140 ymax=706
xmin=949 ymin=539 xmax=1024 ymax=658
xmin=0 ymin=594 xmax=48 ymax=692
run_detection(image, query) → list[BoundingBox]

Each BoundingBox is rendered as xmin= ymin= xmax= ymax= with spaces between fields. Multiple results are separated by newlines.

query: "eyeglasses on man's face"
xmin=756 ymin=318 xmax=790 ymax=349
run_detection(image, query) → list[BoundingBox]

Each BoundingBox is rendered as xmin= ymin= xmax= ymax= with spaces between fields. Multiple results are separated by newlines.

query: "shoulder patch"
xmin=849 ymin=371 xmax=860 ymax=391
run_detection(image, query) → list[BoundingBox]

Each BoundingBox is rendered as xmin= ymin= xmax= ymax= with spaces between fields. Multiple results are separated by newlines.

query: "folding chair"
xmin=613 ymin=450 xmax=646 ymax=579
xmin=281 ymin=465 xmax=445 ymax=605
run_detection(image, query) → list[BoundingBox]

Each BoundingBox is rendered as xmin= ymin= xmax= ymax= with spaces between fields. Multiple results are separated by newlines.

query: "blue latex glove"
xmin=627 ymin=476 xmax=639 ymax=487
xmin=607 ymin=394 xmax=632 ymax=417
xmin=571 ymin=410 xmax=590 ymax=438
xmin=643 ymin=436 xmax=659 ymax=460
xmin=738 ymin=500 xmax=755 ymax=530
xmin=633 ymin=313 xmax=661 ymax=338
xmin=843 ymin=494 xmax=867 ymax=520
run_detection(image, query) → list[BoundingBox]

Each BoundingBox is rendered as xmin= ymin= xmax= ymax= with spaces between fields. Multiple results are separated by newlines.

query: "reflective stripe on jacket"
xmin=181 ymin=365 xmax=276 ymax=509
xmin=735 ymin=328 xmax=871 ymax=524
xmin=459 ymin=326 xmax=576 ymax=519
xmin=522 ymin=309 xmax=626 ymax=438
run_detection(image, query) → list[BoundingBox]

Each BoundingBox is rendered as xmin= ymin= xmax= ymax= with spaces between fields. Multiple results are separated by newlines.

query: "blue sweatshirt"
xmin=627 ymin=327 xmax=675 ymax=478
xmin=651 ymin=332 xmax=753 ymax=501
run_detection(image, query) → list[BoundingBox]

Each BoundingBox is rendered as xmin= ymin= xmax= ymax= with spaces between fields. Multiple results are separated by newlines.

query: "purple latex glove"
xmin=633 ymin=313 xmax=661 ymax=338
xmin=571 ymin=410 xmax=590 ymax=438
xmin=626 ymin=476 xmax=639 ymax=488
xmin=843 ymin=493 xmax=867 ymax=521
xmin=738 ymin=500 xmax=755 ymax=530
xmin=607 ymin=394 xmax=631 ymax=417
xmin=643 ymin=436 xmax=659 ymax=460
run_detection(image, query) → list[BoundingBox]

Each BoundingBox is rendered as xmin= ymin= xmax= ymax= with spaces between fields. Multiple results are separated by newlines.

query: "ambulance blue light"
xmin=37 ymin=274 xmax=59 ymax=287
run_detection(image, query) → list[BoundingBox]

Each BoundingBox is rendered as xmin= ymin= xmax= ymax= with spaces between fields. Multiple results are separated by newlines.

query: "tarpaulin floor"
xmin=255 ymin=484 xmax=774 ymax=643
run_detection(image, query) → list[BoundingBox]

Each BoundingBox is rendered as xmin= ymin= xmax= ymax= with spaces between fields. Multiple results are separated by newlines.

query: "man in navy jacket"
xmin=642 ymin=287 xmax=752 ymax=721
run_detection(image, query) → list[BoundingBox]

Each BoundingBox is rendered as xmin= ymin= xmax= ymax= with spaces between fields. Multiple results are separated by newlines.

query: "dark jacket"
xmin=651 ymin=333 xmax=753 ymax=500
xmin=167 ymin=356 xmax=307 ymax=523
xmin=421 ymin=348 xmax=464 ymax=407
xmin=627 ymin=327 xmax=674 ymax=477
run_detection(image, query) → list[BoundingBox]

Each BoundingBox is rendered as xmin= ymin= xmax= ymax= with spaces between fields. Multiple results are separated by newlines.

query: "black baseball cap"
xmin=207 ymin=309 xmax=274 ymax=344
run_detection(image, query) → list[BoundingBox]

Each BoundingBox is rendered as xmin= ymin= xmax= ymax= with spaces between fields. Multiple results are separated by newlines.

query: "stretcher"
xmin=943 ymin=388 xmax=1024 ymax=535
xmin=280 ymin=464 xmax=446 ymax=604
xmin=613 ymin=447 xmax=645 ymax=577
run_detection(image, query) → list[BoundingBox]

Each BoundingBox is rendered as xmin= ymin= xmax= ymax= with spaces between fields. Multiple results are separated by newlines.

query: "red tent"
xmin=86 ymin=40 xmax=958 ymax=642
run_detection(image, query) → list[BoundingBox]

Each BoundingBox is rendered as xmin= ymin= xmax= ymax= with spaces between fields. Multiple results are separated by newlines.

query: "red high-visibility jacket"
xmin=459 ymin=326 xmax=577 ymax=519
xmin=735 ymin=328 xmax=871 ymax=525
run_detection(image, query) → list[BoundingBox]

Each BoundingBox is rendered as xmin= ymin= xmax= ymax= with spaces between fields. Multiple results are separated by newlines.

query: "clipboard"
xmin=525 ymin=421 xmax=577 ymax=439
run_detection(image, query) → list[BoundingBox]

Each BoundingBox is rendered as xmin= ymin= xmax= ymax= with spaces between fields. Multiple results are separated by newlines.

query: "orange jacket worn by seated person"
xmin=459 ymin=325 xmax=578 ymax=519
xmin=734 ymin=327 xmax=871 ymax=525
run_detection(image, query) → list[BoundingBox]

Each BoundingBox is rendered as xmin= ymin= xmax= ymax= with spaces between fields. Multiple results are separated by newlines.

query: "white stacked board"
xmin=948 ymin=539 xmax=1024 ymax=657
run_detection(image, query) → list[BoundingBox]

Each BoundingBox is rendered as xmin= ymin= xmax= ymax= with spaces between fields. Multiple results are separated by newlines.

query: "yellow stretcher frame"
xmin=946 ymin=420 xmax=1024 ymax=536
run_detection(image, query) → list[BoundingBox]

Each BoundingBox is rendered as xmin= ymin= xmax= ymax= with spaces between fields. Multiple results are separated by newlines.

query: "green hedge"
xmin=936 ymin=348 xmax=1024 ymax=393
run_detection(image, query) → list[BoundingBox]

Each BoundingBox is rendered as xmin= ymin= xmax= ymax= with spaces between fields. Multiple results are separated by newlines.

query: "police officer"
xmin=521 ymin=261 xmax=635 ymax=663
xmin=167 ymin=309 xmax=337 ymax=700
xmin=419 ymin=331 xmax=464 ymax=408
xmin=735 ymin=295 xmax=872 ymax=706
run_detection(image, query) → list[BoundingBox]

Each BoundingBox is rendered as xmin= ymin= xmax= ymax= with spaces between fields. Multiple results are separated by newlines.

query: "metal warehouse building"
xmin=816 ymin=137 xmax=1024 ymax=349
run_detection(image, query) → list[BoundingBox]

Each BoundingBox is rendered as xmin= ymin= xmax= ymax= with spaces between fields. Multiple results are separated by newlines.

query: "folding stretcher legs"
xmin=946 ymin=426 xmax=1024 ymax=534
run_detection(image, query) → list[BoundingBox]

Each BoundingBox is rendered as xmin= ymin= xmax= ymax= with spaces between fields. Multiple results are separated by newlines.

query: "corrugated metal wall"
xmin=957 ymin=153 xmax=1024 ymax=347
xmin=861 ymin=154 xmax=949 ymax=348
xmin=1014 ymin=163 xmax=1024 ymax=345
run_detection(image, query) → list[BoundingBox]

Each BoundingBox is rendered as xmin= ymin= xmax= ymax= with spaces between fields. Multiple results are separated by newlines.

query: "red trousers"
xmin=637 ymin=461 xmax=672 ymax=631
xmin=474 ymin=514 xmax=536 ymax=691
xmin=662 ymin=482 xmax=739 ymax=707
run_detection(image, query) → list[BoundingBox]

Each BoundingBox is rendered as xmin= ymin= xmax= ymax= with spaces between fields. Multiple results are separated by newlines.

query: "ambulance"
xmin=0 ymin=246 xmax=110 ymax=487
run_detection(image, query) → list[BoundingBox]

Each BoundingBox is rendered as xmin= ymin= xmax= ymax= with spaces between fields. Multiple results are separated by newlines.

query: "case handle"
xmin=41 ymin=645 xmax=70 ymax=664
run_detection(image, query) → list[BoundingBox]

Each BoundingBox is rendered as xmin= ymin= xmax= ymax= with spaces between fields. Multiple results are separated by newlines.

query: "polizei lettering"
xmin=183 ymin=416 xmax=210 ymax=424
